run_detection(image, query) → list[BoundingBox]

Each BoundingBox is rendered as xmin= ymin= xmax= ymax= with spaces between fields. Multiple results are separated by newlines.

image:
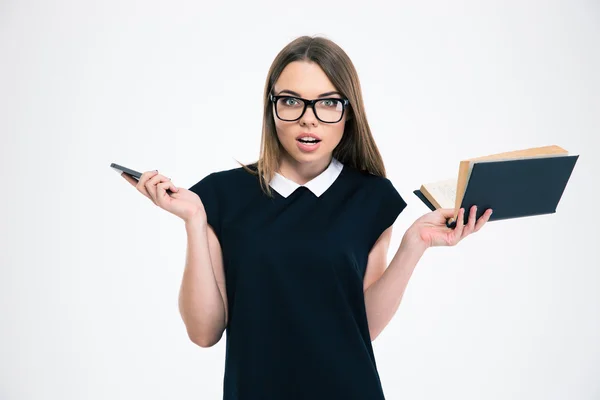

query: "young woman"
xmin=123 ymin=35 xmax=492 ymax=399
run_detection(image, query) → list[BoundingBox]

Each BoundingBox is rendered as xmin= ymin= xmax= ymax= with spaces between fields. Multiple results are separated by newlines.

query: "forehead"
xmin=274 ymin=61 xmax=337 ymax=96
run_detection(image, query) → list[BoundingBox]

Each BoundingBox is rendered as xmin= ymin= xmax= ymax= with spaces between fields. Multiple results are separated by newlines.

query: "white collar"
xmin=269 ymin=157 xmax=344 ymax=198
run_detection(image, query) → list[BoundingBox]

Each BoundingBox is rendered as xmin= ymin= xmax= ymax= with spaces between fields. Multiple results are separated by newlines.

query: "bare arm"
xmin=178 ymin=214 xmax=228 ymax=347
xmin=364 ymin=232 xmax=428 ymax=341
xmin=364 ymin=205 xmax=490 ymax=340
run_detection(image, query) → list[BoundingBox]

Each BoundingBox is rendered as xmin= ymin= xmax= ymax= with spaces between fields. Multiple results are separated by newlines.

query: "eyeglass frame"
xmin=269 ymin=93 xmax=350 ymax=123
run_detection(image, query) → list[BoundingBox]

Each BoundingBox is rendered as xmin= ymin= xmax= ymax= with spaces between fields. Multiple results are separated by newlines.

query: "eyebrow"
xmin=277 ymin=89 xmax=342 ymax=98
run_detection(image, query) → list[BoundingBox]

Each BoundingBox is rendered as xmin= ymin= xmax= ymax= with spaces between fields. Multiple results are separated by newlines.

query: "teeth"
xmin=299 ymin=138 xmax=318 ymax=142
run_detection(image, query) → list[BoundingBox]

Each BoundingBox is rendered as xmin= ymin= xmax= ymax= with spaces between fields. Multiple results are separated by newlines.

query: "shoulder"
xmin=350 ymin=166 xmax=406 ymax=211
xmin=205 ymin=165 xmax=252 ymax=181
xmin=187 ymin=166 xmax=257 ymax=233
xmin=189 ymin=165 xmax=257 ymax=192
xmin=345 ymin=166 xmax=408 ymax=248
xmin=344 ymin=164 xmax=397 ymax=193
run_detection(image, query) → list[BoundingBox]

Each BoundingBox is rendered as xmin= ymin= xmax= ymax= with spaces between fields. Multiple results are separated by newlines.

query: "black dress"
xmin=188 ymin=158 xmax=407 ymax=400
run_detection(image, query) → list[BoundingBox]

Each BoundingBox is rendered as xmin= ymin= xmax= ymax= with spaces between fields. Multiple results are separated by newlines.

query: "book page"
xmin=473 ymin=152 xmax=570 ymax=164
xmin=467 ymin=145 xmax=568 ymax=162
xmin=422 ymin=179 xmax=457 ymax=209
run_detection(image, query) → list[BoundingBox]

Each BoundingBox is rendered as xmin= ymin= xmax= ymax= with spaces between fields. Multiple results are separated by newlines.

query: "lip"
xmin=296 ymin=132 xmax=322 ymax=141
xmin=296 ymin=140 xmax=321 ymax=153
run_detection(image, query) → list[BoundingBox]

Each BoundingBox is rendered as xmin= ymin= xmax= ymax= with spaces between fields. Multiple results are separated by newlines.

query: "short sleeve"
xmin=188 ymin=172 xmax=221 ymax=238
xmin=368 ymin=177 xmax=407 ymax=248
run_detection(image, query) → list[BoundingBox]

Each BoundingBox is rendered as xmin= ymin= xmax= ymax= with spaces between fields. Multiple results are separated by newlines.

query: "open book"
xmin=413 ymin=145 xmax=579 ymax=228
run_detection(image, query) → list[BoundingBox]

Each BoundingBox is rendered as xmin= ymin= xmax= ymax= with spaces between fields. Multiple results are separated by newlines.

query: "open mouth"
xmin=297 ymin=138 xmax=322 ymax=144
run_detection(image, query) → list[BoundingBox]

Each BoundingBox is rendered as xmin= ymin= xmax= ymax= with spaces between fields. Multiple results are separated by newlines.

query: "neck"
xmin=277 ymin=154 xmax=333 ymax=185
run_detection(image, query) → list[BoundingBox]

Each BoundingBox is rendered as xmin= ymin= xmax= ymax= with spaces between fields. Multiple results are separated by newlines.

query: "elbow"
xmin=188 ymin=330 xmax=223 ymax=348
xmin=369 ymin=328 xmax=380 ymax=342
xmin=192 ymin=337 xmax=217 ymax=348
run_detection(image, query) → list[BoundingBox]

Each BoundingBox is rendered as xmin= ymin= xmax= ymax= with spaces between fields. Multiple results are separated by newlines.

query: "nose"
xmin=299 ymin=104 xmax=318 ymax=126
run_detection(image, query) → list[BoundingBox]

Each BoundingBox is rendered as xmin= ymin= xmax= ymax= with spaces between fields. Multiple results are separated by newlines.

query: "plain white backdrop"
xmin=1 ymin=0 xmax=599 ymax=399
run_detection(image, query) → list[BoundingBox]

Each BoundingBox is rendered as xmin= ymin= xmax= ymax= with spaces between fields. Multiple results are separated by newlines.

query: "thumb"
xmin=437 ymin=208 xmax=458 ymax=219
xmin=437 ymin=208 xmax=462 ymax=225
xmin=164 ymin=178 xmax=178 ymax=192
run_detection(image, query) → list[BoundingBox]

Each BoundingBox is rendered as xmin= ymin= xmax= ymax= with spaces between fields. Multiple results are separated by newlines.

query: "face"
xmin=271 ymin=61 xmax=347 ymax=166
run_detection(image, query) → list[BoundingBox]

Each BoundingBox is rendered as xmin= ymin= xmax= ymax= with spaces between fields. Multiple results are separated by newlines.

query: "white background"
xmin=1 ymin=0 xmax=599 ymax=399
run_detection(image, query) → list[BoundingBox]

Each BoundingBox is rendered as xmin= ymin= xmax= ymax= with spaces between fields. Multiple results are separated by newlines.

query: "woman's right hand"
xmin=121 ymin=170 xmax=206 ymax=224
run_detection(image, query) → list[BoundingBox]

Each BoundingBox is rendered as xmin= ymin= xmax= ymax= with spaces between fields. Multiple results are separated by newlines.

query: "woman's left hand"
xmin=405 ymin=205 xmax=493 ymax=249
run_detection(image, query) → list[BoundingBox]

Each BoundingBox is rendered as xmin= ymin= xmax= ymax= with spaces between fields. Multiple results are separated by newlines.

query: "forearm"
xmin=178 ymin=215 xmax=226 ymax=347
xmin=364 ymin=233 xmax=428 ymax=341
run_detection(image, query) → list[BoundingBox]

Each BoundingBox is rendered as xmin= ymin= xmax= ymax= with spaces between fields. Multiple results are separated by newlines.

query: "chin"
xmin=295 ymin=150 xmax=331 ymax=163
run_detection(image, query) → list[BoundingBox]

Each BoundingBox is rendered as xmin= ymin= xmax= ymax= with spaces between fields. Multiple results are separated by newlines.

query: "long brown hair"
xmin=236 ymin=35 xmax=388 ymax=198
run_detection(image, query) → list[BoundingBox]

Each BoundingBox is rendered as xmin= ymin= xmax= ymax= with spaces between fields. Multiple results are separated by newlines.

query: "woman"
xmin=123 ymin=35 xmax=492 ymax=399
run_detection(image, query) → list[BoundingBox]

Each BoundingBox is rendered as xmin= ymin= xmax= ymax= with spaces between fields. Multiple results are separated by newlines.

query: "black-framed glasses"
xmin=270 ymin=94 xmax=350 ymax=123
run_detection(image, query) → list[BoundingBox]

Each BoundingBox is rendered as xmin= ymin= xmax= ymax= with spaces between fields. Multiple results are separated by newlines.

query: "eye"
xmin=282 ymin=97 xmax=300 ymax=106
xmin=319 ymin=99 xmax=340 ymax=108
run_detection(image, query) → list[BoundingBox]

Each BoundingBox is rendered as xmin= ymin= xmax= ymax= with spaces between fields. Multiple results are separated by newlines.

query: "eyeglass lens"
xmin=276 ymin=97 xmax=344 ymax=122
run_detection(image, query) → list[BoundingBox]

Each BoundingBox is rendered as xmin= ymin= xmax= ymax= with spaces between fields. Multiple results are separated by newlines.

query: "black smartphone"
xmin=110 ymin=163 xmax=173 ymax=194
xmin=110 ymin=163 xmax=142 ymax=180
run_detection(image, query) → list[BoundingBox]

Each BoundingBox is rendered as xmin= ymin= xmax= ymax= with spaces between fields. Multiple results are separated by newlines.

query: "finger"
xmin=121 ymin=173 xmax=138 ymax=187
xmin=156 ymin=180 xmax=176 ymax=194
xmin=156 ymin=181 xmax=177 ymax=203
xmin=464 ymin=205 xmax=477 ymax=236
xmin=167 ymin=181 xmax=178 ymax=192
xmin=146 ymin=174 xmax=171 ymax=204
xmin=436 ymin=208 xmax=460 ymax=227
xmin=145 ymin=174 xmax=162 ymax=204
xmin=139 ymin=170 xmax=159 ymax=185
xmin=452 ymin=208 xmax=465 ymax=243
xmin=136 ymin=170 xmax=158 ymax=197
xmin=474 ymin=208 xmax=493 ymax=232
xmin=437 ymin=208 xmax=458 ymax=219
xmin=146 ymin=173 xmax=171 ymax=187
